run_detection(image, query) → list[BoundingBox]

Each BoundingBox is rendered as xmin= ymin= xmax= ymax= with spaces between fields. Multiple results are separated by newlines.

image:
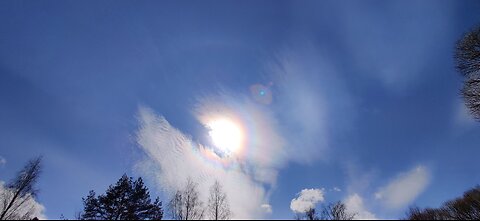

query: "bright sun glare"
xmin=208 ymin=118 xmax=243 ymax=154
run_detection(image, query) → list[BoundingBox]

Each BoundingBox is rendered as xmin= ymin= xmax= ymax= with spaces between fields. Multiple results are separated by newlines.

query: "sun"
xmin=208 ymin=118 xmax=244 ymax=154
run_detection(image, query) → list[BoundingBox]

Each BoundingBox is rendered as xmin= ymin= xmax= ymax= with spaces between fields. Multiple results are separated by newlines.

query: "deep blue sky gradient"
xmin=1 ymin=0 xmax=480 ymax=219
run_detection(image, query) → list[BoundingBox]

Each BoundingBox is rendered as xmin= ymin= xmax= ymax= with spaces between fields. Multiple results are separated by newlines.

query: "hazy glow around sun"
xmin=208 ymin=118 xmax=244 ymax=154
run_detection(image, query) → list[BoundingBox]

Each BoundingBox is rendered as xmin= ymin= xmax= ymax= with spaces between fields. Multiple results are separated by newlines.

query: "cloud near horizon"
xmin=135 ymin=103 xmax=283 ymax=219
xmin=290 ymin=188 xmax=325 ymax=213
xmin=344 ymin=193 xmax=377 ymax=220
xmin=375 ymin=165 xmax=430 ymax=210
xmin=133 ymin=45 xmax=351 ymax=219
xmin=0 ymin=181 xmax=46 ymax=220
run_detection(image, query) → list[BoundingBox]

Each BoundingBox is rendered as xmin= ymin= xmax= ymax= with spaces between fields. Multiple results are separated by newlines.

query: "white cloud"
xmin=267 ymin=44 xmax=354 ymax=164
xmin=375 ymin=166 xmax=430 ymax=209
xmin=333 ymin=187 xmax=342 ymax=192
xmin=193 ymin=95 xmax=288 ymax=185
xmin=344 ymin=194 xmax=377 ymax=220
xmin=0 ymin=156 xmax=6 ymax=167
xmin=453 ymin=100 xmax=476 ymax=128
xmin=290 ymin=188 xmax=325 ymax=213
xmin=261 ymin=204 xmax=273 ymax=214
xmin=134 ymin=44 xmax=353 ymax=219
xmin=0 ymin=181 xmax=46 ymax=220
xmin=135 ymin=105 xmax=284 ymax=219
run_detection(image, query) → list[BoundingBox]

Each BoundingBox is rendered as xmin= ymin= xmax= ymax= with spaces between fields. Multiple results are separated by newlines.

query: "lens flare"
xmin=250 ymin=84 xmax=273 ymax=105
xmin=208 ymin=118 xmax=244 ymax=154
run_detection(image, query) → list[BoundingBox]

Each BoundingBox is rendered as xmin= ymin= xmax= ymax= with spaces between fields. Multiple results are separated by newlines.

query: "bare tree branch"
xmin=0 ymin=157 xmax=42 ymax=220
xmin=462 ymin=77 xmax=480 ymax=120
xmin=207 ymin=181 xmax=231 ymax=220
xmin=455 ymin=26 xmax=480 ymax=78
xmin=168 ymin=178 xmax=205 ymax=220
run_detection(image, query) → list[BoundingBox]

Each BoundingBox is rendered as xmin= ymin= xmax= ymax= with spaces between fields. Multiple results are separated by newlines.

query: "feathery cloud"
xmin=135 ymin=106 xmax=281 ymax=219
xmin=375 ymin=166 xmax=430 ymax=209
xmin=134 ymin=44 xmax=352 ymax=218
xmin=0 ymin=156 xmax=6 ymax=167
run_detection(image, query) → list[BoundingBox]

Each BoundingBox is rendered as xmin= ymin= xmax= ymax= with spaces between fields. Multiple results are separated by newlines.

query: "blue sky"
xmin=0 ymin=0 xmax=480 ymax=219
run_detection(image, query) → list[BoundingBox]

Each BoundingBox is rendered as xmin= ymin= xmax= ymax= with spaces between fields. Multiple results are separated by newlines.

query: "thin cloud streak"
xmin=0 ymin=156 xmax=6 ymax=167
xmin=375 ymin=165 xmax=430 ymax=210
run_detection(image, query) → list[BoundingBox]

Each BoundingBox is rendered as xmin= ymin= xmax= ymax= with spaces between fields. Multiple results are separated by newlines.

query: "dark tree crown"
xmin=456 ymin=25 xmax=480 ymax=121
xmin=80 ymin=174 xmax=163 ymax=220
xmin=405 ymin=186 xmax=480 ymax=220
xmin=455 ymin=26 xmax=480 ymax=78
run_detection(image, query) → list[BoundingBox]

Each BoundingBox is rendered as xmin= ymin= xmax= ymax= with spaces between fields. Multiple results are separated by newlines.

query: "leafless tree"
xmin=456 ymin=25 xmax=480 ymax=120
xmin=168 ymin=190 xmax=184 ymax=220
xmin=168 ymin=178 xmax=205 ymax=220
xmin=0 ymin=157 xmax=42 ymax=220
xmin=455 ymin=25 xmax=480 ymax=78
xmin=295 ymin=202 xmax=356 ymax=221
xmin=405 ymin=206 xmax=445 ymax=220
xmin=295 ymin=208 xmax=319 ymax=220
xmin=320 ymin=201 xmax=356 ymax=220
xmin=462 ymin=78 xmax=480 ymax=120
xmin=405 ymin=185 xmax=480 ymax=220
xmin=207 ymin=181 xmax=231 ymax=220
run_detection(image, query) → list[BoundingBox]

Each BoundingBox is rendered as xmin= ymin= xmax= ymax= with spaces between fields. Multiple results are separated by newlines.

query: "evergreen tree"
xmin=80 ymin=174 xmax=163 ymax=220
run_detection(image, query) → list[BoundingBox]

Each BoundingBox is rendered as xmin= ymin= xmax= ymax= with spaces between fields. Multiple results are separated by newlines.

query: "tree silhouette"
xmin=207 ymin=181 xmax=231 ymax=220
xmin=455 ymin=26 xmax=480 ymax=78
xmin=295 ymin=202 xmax=355 ymax=220
xmin=295 ymin=208 xmax=319 ymax=220
xmin=405 ymin=185 xmax=480 ymax=220
xmin=455 ymin=25 xmax=480 ymax=120
xmin=0 ymin=157 xmax=42 ymax=220
xmin=167 ymin=178 xmax=204 ymax=220
xmin=320 ymin=201 xmax=356 ymax=220
xmin=462 ymin=78 xmax=480 ymax=120
xmin=80 ymin=174 xmax=163 ymax=220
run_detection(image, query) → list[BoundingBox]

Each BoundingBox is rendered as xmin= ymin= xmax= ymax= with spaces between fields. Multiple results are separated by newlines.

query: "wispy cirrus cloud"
xmin=135 ymin=103 xmax=282 ymax=219
xmin=134 ymin=43 xmax=353 ymax=219
xmin=343 ymin=163 xmax=431 ymax=218
xmin=0 ymin=156 xmax=6 ymax=167
xmin=375 ymin=165 xmax=430 ymax=210
xmin=267 ymin=44 xmax=354 ymax=164
xmin=453 ymin=99 xmax=477 ymax=129
xmin=339 ymin=1 xmax=455 ymax=93
xmin=344 ymin=193 xmax=377 ymax=220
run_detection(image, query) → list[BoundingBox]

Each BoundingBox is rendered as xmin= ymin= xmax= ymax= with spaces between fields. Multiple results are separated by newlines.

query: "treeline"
xmin=1 ymin=157 xmax=480 ymax=220
xmin=78 ymin=175 xmax=232 ymax=220
xmin=405 ymin=186 xmax=480 ymax=220
xmin=0 ymin=157 xmax=356 ymax=220
xmin=0 ymin=157 xmax=233 ymax=220
xmin=294 ymin=202 xmax=355 ymax=220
